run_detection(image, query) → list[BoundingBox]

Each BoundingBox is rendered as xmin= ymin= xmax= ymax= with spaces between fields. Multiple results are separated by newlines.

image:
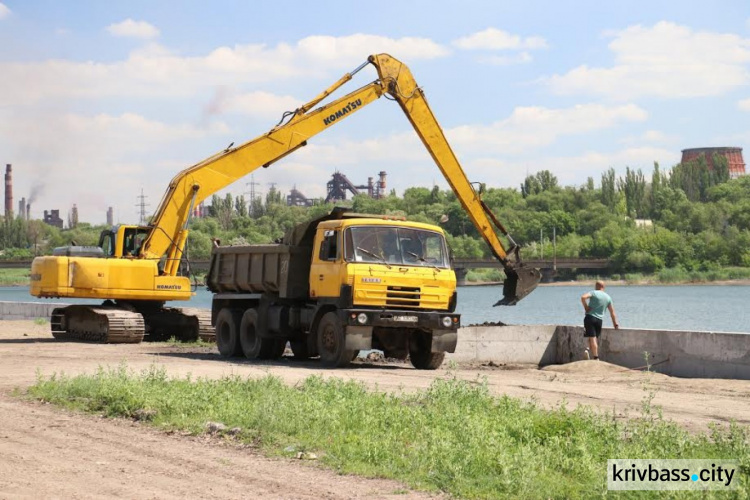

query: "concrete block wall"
xmin=0 ymin=301 xmax=67 ymax=321
xmin=448 ymin=324 xmax=558 ymax=365
xmin=451 ymin=324 xmax=750 ymax=380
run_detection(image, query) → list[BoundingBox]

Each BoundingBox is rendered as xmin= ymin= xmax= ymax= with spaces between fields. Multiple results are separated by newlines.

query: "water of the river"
xmin=2 ymin=284 xmax=749 ymax=333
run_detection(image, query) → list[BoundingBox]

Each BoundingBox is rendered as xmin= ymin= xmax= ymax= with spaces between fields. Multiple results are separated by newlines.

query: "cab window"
xmin=99 ymin=231 xmax=115 ymax=257
xmin=319 ymin=230 xmax=338 ymax=261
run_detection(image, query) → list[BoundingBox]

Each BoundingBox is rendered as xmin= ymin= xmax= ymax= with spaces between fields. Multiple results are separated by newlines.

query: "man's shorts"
xmin=584 ymin=315 xmax=603 ymax=338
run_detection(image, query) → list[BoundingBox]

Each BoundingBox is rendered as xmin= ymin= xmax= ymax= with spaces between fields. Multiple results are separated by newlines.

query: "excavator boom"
xmin=141 ymin=53 xmax=539 ymax=305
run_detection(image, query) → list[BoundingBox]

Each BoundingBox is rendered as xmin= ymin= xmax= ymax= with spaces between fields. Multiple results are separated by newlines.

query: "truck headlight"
xmin=357 ymin=313 xmax=368 ymax=325
xmin=441 ymin=316 xmax=453 ymax=328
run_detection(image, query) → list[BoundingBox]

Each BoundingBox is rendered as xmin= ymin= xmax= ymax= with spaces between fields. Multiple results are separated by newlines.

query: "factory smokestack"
xmin=4 ymin=164 xmax=12 ymax=218
xmin=69 ymin=204 xmax=79 ymax=229
xmin=106 ymin=207 xmax=114 ymax=226
xmin=18 ymin=197 xmax=26 ymax=220
xmin=26 ymin=203 xmax=30 ymax=221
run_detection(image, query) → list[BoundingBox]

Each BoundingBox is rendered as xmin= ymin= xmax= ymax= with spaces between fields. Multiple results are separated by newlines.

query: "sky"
xmin=2 ymin=1 xmax=750 ymax=225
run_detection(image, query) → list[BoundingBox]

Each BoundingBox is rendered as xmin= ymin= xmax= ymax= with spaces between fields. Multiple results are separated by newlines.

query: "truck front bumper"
xmin=339 ymin=309 xmax=460 ymax=353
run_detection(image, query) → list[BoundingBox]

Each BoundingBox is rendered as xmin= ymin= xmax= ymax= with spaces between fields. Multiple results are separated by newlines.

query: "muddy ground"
xmin=1 ymin=320 xmax=749 ymax=499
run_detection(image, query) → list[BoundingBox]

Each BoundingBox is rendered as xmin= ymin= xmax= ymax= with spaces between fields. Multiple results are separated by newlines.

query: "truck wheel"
xmin=240 ymin=309 xmax=286 ymax=360
xmin=216 ymin=308 xmax=242 ymax=358
xmin=409 ymin=332 xmax=445 ymax=370
xmin=239 ymin=309 xmax=262 ymax=359
xmin=317 ymin=312 xmax=354 ymax=368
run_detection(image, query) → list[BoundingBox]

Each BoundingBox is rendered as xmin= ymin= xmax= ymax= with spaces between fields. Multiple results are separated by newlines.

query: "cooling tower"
xmin=681 ymin=147 xmax=746 ymax=179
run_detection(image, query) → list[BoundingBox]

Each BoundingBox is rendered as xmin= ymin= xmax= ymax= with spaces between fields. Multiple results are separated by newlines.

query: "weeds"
xmin=161 ymin=336 xmax=215 ymax=348
xmin=28 ymin=366 xmax=750 ymax=499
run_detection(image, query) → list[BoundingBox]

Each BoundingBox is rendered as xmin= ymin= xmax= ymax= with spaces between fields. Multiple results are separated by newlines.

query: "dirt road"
xmin=1 ymin=320 xmax=749 ymax=499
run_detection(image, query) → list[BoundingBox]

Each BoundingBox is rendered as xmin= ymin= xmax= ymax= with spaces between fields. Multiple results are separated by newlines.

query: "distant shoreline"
xmin=5 ymin=278 xmax=750 ymax=288
xmin=463 ymin=278 xmax=750 ymax=287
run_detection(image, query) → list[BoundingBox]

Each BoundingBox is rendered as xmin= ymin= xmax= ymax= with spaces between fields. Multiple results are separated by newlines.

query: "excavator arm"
xmin=141 ymin=53 xmax=539 ymax=305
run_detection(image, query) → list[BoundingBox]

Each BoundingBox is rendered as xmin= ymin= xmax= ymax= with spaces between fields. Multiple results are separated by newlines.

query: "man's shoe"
xmin=584 ymin=349 xmax=590 ymax=360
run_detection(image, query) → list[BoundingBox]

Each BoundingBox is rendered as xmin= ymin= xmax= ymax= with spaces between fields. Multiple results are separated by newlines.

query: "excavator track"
xmin=51 ymin=305 xmax=145 ymax=343
xmin=172 ymin=307 xmax=214 ymax=342
xmin=136 ymin=306 xmax=214 ymax=342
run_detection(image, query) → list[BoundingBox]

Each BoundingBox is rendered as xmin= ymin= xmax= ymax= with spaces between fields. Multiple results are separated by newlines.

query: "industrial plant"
xmin=3 ymin=148 xmax=747 ymax=228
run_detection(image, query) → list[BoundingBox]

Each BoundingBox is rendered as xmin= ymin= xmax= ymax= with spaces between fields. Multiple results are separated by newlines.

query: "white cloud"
xmin=0 ymin=3 xmax=10 ymax=19
xmin=464 ymin=146 xmax=678 ymax=190
xmin=620 ymin=129 xmax=679 ymax=145
xmin=0 ymin=34 xmax=448 ymax=106
xmin=297 ymin=34 xmax=449 ymax=61
xmin=446 ymin=103 xmax=647 ymax=155
xmin=0 ymin=110 xmax=230 ymax=222
xmin=476 ymin=52 xmax=533 ymax=66
xmin=453 ymin=28 xmax=548 ymax=50
xmin=546 ymin=22 xmax=750 ymax=99
xmin=106 ymin=19 xmax=160 ymax=39
xmin=202 ymin=89 xmax=302 ymax=119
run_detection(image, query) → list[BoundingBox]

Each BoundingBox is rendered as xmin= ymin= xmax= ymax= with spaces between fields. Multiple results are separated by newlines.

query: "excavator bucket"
xmin=495 ymin=266 xmax=542 ymax=306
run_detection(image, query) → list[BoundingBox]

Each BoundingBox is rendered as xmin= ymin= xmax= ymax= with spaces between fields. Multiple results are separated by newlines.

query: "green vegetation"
xmin=0 ymin=268 xmax=29 ymax=285
xmin=29 ymin=366 xmax=750 ymax=499
xmin=3 ymin=154 xmax=750 ymax=283
xmin=160 ymin=336 xmax=215 ymax=348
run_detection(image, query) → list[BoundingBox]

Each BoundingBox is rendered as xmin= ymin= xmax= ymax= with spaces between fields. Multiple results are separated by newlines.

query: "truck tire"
xmin=409 ymin=332 xmax=445 ymax=370
xmin=317 ymin=312 xmax=355 ymax=368
xmin=216 ymin=308 xmax=242 ymax=358
xmin=240 ymin=309 xmax=286 ymax=360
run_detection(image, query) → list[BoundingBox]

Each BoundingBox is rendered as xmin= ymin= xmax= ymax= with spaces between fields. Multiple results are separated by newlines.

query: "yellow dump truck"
xmin=208 ymin=208 xmax=461 ymax=369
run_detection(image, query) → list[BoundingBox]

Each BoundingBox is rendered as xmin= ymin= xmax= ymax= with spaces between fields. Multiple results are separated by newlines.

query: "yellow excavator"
xmin=29 ymin=53 xmax=541 ymax=343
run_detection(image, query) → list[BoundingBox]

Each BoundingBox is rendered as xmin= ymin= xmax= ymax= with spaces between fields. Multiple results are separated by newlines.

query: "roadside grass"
xmin=28 ymin=365 xmax=750 ymax=499
xmin=0 ymin=268 xmax=30 ymax=286
xmin=160 ymin=336 xmax=215 ymax=348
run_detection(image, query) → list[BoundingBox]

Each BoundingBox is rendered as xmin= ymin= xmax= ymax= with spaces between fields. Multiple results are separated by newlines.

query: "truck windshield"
xmin=344 ymin=226 xmax=449 ymax=268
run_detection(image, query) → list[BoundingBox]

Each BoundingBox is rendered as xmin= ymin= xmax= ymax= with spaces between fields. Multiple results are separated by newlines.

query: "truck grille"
xmin=386 ymin=286 xmax=421 ymax=307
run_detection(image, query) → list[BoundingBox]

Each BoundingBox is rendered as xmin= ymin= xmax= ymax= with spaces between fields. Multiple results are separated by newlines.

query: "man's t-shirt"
xmin=586 ymin=290 xmax=612 ymax=320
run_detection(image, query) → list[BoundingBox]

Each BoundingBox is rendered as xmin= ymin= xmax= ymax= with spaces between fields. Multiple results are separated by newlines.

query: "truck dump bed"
xmin=206 ymin=244 xmax=311 ymax=299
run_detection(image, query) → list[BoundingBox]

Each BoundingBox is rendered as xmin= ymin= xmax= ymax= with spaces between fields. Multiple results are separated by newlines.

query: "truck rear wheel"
xmin=409 ymin=332 xmax=445 ymax=370
xmin=317 ymin=312 xmax=354 ymax=368
xmin=216 ymin=308 xmax=242 ymax=358
xmin=240 ymin=309 xmax=285 ymax=360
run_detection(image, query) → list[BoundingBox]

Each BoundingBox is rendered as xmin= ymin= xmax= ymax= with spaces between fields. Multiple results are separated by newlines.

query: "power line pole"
xmin=135 ymin=188 xmax=149 ymax=225
xmin=246 ymin=175 xmax=261 ymax=216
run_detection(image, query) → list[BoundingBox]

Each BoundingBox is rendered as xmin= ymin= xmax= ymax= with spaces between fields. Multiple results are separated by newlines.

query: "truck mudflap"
xmin=340 ymin=309 xmax=460 ymax=353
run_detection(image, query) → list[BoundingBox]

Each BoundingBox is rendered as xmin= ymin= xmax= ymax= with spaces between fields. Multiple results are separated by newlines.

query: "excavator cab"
xmin=97 ymin=225 xmax=151 ymax=258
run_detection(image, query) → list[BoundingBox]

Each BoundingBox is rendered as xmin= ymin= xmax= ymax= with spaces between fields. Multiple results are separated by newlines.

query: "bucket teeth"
xmin=495 ymin=266 xmax=541 ymax=306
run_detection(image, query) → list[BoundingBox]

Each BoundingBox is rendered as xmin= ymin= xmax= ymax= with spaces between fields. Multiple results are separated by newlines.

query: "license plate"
xmin=394 ymin=315 xmax=418 ymax=323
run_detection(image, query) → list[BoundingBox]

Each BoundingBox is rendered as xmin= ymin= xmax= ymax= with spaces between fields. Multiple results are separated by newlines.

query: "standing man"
xmin=581 ymin=280 xmax=619 ymax=360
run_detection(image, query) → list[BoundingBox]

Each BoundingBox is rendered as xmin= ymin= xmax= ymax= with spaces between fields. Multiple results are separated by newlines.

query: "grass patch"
xmin=160 ymin=336 xmax=215 ymax=348
xmin=0 ymin=268 xmax=30 ymax=286
xmin=28 ymin=365 xmax=750 ymax=499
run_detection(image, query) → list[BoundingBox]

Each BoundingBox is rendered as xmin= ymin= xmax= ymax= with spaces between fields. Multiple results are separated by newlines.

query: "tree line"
xmin=2 ymin=153 xmax=749 ymax=278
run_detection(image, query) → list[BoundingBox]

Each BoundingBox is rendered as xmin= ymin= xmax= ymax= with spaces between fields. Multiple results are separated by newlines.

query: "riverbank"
xmin=5 ymin=267 xmax=750 ymax=288
xmin=2 ymin=319 xmax=750 ymax=498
